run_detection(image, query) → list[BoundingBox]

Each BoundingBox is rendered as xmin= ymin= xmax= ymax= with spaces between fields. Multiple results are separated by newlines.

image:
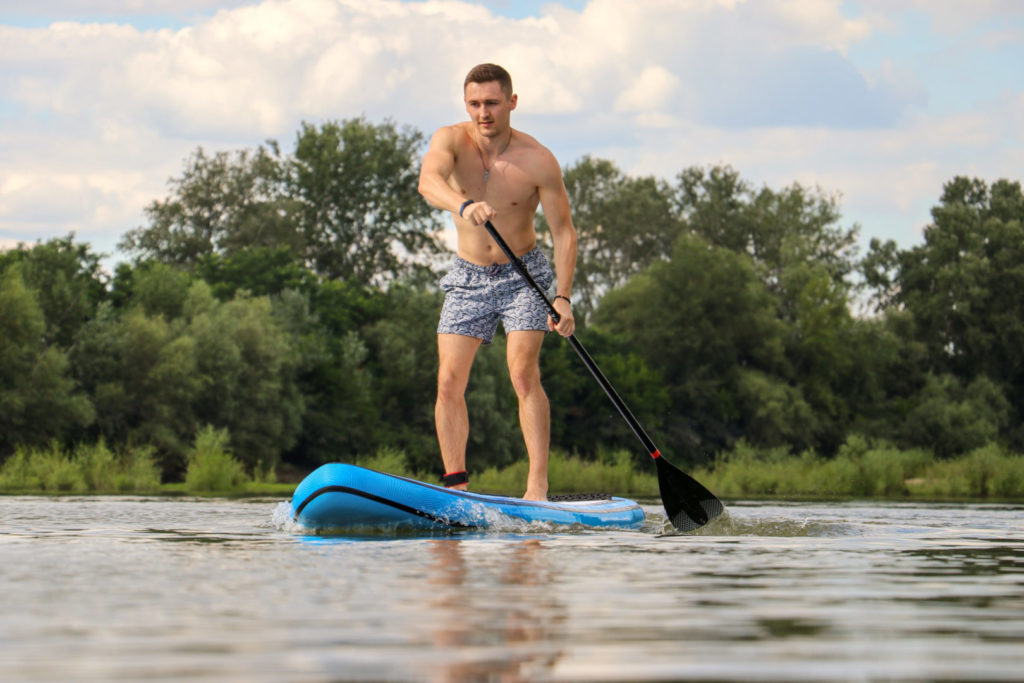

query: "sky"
xmin=1 ymin=0 xmax=1022 ymax=266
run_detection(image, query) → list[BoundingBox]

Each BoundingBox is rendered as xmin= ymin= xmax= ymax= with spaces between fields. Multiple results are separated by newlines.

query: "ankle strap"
xmin=440 ymin=470 xmax=469 ymax=487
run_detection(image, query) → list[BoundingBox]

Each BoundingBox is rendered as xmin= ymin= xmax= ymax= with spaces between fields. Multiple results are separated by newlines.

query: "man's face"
xmin=464 ymin=80 xmax=517 ymax=138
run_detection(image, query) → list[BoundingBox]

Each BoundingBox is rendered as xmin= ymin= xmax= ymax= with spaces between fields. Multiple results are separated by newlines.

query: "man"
xmin=418 ymin=63 xmax=577 ymax=501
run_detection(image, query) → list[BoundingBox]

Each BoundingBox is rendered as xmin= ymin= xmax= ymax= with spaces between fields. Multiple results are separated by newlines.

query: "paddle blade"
xmin=655 ymin=455 xmax=724 ymax=532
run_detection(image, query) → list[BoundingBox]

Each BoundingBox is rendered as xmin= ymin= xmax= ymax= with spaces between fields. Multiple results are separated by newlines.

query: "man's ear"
xmin=509 ymin=93 xmax=518 ymax=111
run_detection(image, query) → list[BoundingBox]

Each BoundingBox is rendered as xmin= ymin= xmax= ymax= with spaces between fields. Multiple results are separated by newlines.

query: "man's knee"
xmin=437 ymin=368 xmax=468 ymax=404
xmin=508 ymin=365 xmax=542 ymax=399
xmin=437 ymin=334 xmax=481 ymax=404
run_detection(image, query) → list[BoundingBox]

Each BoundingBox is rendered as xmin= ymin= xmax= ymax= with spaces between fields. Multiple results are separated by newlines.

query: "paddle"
xmin=482 ymin=220 xmax=724 ymax=532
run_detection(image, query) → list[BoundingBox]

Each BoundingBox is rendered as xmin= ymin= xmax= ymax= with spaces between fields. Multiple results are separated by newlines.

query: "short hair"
xmin=464 ymin=63 xmax=513 ymax=98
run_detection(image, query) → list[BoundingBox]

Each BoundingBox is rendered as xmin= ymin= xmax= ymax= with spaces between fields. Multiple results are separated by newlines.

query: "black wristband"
xmin=554 ymin=295 xmax=571 ymax=305
xmin=459 ymin=199 xmax=474 ymax=217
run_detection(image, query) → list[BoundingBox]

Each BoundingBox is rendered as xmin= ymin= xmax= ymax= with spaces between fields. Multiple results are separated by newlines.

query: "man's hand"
xmin=462 ymin=200 xmax=496 ymax=225
xmin=548 ymin=297 xmax=574 ymax=337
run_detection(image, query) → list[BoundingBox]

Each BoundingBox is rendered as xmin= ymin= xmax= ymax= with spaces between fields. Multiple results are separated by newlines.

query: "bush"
xmin=0 ymin=442 xmax=86 ymax=492
xmin=356 ymin=446 xmax=416 ymax=478
xmin=702 ymin=435 xmax=945 ymax=499
xmin=74 ymin=440 xmax=118 ymax=491
xmin=922 ymin=444 xmax=1024 ymax=499
xmin=115 ymin=445 xmax=162 ymax=492
xmin=0 ymin=447 xmax=43 ymax=490
xmin=184 ymin=426 xmax=250 ymax=492
xmin=0 ymin=440 xmax=162 ymax=493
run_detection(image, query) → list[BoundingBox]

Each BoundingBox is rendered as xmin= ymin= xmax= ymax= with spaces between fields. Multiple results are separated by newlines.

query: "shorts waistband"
xmin=452 ymin=247 xmax=544 ymax=275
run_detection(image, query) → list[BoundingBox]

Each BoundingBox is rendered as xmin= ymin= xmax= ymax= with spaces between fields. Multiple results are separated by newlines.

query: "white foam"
xmin=270 ymin=500 xmax=311 ymax=535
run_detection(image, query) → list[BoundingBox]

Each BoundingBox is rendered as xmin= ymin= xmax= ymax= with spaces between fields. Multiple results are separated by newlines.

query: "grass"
xmin=474 ymin=450 xmax=660 ymax=498
xmin=4 ymin=435 xmax=1024 ymax=501
xmin=695 ymin=436 xmax=1024 ymax=500
xmin=0 ymin=440 xmax=160 ymax=493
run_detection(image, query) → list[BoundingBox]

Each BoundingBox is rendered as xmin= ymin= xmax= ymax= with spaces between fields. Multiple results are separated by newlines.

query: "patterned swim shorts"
xmin=437 ymin=247 xmax=554 ymax=344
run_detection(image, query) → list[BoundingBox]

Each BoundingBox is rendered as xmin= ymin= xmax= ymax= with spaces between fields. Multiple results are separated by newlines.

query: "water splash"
xmin=272 ymin=498 xmax=612 ymax=538
xmin=271 ymin=501 xmax=310 ymax=535
xmin=649 ymin=509 xmax=864 ymax=537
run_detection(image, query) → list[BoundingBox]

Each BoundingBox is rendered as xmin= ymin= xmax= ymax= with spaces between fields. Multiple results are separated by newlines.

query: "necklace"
xmin=476 ymin=133 xmax=512 ymax=181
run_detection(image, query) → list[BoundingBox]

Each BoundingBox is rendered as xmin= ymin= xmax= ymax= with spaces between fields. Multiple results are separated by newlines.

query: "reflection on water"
xmin=0 ymin=497 xmax=1022 ymax=681
xmin=426 ymin=539 xmax=564 ymax=681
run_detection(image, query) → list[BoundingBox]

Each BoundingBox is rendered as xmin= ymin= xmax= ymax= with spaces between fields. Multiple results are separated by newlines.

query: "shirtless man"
xmin=418 ymin=63 xmax=577 ymax=501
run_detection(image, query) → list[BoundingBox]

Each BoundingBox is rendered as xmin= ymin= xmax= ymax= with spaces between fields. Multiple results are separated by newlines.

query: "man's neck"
xmin=475 ymin=128 xmax=512 ymax=153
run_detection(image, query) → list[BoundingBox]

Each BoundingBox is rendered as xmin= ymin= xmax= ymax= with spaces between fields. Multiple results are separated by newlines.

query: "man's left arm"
xmin=537 ymin=155 xmax=577 ymax=337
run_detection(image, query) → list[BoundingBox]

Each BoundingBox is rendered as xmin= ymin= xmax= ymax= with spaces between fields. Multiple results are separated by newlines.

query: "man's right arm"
xmin=418 ymin=126 xmax=465 ymax=214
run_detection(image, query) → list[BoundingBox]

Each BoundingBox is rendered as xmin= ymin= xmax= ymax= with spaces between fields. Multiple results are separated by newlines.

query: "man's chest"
xmin=452 ymin=152 xmax=539 ymax=211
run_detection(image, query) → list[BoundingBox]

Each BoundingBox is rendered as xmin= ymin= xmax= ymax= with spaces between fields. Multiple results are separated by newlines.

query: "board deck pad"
xmin=547 ymin=493 xmax=613 ymax=502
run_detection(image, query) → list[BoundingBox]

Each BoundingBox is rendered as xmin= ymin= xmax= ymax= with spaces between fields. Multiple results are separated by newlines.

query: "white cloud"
xmin=0 ymin=0 xmax=255 ymax=18
xmin=618 ymin=89 xmax=1024 ymax=247
xmin=0 ymin=0 xmax=1021 ymax=260
xmin=861 ymin=0 xmax=1024 ymax=34
xmin=614 ymin=64 xmax=680 ymax=114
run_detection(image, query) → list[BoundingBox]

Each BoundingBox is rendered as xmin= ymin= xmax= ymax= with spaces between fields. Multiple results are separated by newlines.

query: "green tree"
xmin=186 ymin=283 xmax=305 ymax=472
xmin=358 ymin=285 xmax=445 ymax=471
xmin=900 ymin=373 xmax=1009 ymax=459
xmin=71 ymin=303 xmax=201 ymax=474
xmin=675 ymin=165 xmax=859 ymax=289
xmin=859 ymin=237 xmax=901 ymax=313
xmin=0 ymin=265 xmax=95 ymax=455
xmin=539 ymin=157 xmax=683 ymax=324
xmin=120 ymin=145 xmax=298 ymax=266
xmin=195 ymin=245 xmax=315 ymax=300
xmin=72 ymin=269 xmax=308 ymax=475
xmin=128 ymin=261 xmax=193 ymax=320
xmin=889 ymin=176 xmax=1024 ymax=448
xmin=540 ymin=327 xmax=671 ymax=458
xmin=596 ymin=234 xmax=794 ymax=462
xmin=671 ymin=165 xmax=865 ymax=455
xmin=0 ymin=235 xmax=107 ymax=348
xmin=290 ymin=118 xmax=444 ymax=284
xmin=121 ymin=119 xmax=444 ymax=288
xmin=288 ymin=279 xmax=384 ymax=468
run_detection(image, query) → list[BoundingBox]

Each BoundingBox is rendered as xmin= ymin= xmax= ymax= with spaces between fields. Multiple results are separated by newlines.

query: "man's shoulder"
xmin=512 ymin=129 xmax=549 ymax=154
xmin=429 ymin=122 xmax=470 ymax=144
xmin=512 ymin=130 xmax=560 ymax=177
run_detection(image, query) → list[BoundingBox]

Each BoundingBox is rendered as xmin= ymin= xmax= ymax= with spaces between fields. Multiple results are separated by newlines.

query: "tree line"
xmin=2 ymin=117 xmax=1022 ymax=480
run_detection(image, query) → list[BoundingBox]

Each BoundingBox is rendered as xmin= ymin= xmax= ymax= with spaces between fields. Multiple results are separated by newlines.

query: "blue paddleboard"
xmin=290 ymin=463 xmax=645 ymax=532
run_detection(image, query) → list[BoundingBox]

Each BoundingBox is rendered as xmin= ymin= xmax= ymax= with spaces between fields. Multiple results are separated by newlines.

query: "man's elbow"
xmin=555 ymin=222 xmax=578 ymax=248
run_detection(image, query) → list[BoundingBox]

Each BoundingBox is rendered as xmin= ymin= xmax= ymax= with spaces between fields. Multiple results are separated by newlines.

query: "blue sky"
xmin=2 ymin=0 xmax=1022 ymax=265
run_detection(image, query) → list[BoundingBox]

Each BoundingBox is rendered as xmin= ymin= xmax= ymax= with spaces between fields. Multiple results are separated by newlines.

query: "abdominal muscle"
xmin=454 ymin=212 xmax=538 ymax=265
xmin=448 ymin=124 xmax=543 ymax=265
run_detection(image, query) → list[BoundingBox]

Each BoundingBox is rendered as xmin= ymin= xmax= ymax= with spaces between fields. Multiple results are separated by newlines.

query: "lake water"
xmin=1 ymin=496 xmax=1022 ymax=681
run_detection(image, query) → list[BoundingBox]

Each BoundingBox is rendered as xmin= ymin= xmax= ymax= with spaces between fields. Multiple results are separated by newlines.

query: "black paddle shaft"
xmin=481 ymin=222 xmax=656 ymax=452
xmin=480 ymin=220 xmax=724 ymax=532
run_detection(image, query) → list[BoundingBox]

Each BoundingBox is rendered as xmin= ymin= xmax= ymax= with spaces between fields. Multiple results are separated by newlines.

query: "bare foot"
xmin=522 ymin=489 xmax=547 ymax=502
